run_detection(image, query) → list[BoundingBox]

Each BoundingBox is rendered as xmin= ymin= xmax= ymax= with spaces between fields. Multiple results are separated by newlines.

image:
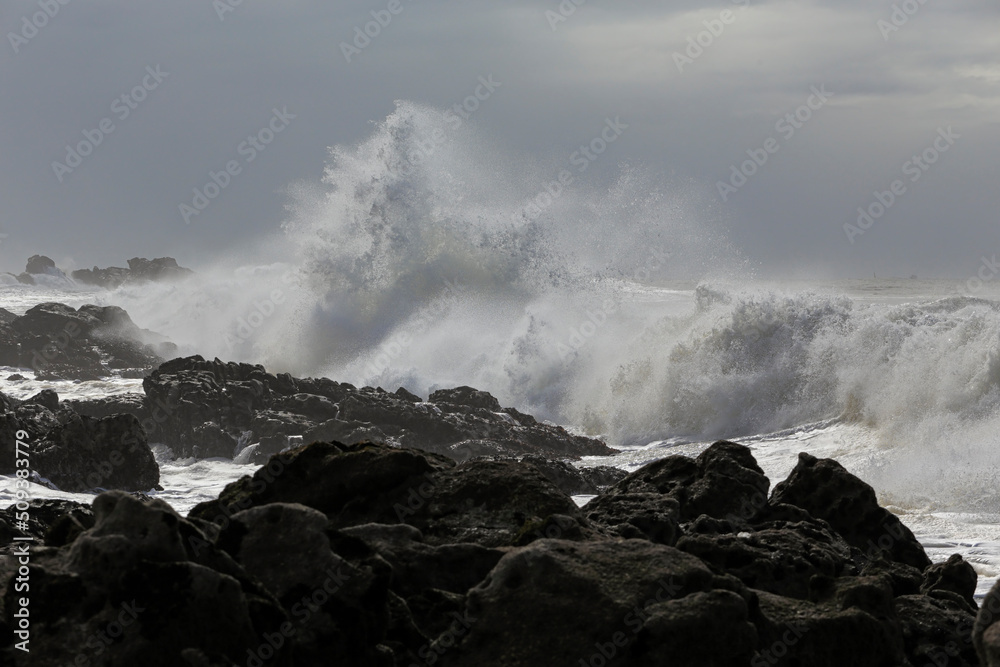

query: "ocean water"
xmin=3 ymin=102 xmax=1000 ymax=596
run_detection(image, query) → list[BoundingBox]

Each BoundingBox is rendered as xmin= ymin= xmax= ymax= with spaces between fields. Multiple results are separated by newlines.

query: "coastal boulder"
xmin=438 ymin=539 xmax=757 ymax=666
xmin=604 ymin=440 xmax=770 ymax=523
xmin=771 ymin=452 xmax=931 ymax=570
xmin=25 ymin=255 xmax=56 ymax=274
xmin=32 ymin=413 xmax=160 ymax=492
xmin=189 ymin=441 xmax=582 ymax=548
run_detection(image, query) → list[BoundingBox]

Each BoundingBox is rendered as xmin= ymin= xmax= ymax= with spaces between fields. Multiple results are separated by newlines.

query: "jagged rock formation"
xmin=0 ymin=440 xmax=981 ymax=666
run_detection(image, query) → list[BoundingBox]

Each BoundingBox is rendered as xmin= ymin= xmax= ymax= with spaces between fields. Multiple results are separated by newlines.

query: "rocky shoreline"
xmin=4 ymin=437 xmax=1000 ymax=665
xmin=2 ymin=295 xmax=1000 ymax=664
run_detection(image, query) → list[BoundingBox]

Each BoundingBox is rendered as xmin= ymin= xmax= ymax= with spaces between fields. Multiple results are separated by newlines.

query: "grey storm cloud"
xmin=1 ymin=0 xmax=997 ymax=278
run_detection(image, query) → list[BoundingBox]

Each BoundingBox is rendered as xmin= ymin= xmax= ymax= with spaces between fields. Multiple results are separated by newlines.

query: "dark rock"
xmin=15 ymin=272 xmax=34 ymax=285
xmin=141 ymin=355 xmax=613 ymax=461
xmin=0 ymin=308 xmax=17 ymax=325
xmin=0 ymin=491 xmax=289 ymax=666
xmin=25 ymin=255 xmax=56 ymax=274
xmin=338 ymin=523 xmax=504 ymax=598
xmin=860 ymin=552 xmax=924 ymax=597
xmin=7 ymin=303 xmax=167 ymax=380
xmin=579 ymin=464 xmax=628 ymax=491
xmin=0 ymin=434 xmax=979 ymax=665
xmin=755 ymin=584 xmax=908 ymax=667
xmin=394 ymin=387 xmax=422 ymax=402
xmin=0 ymin=499 xmax=94 ymax=552
xmin=921 ymin=553 xmax=978 ymax=612
xmin=271 ymin=393 xmax=340 ymax=421
xmin=191 ymin=440 xmax=581 ymax=548
xmin=127 ymin=256 xmax=194 ymax=282
xmin=25 ymin=389 xmax=59 ymax=412
xmin=71 ymin=265 xmax=130 ymax=289
xmin=30 ymin=413 xmax=160 ymax=492
xmin=191 ymin=422 xmax=238 ymax=459
xmin=897 ymin=594 xmax=977 ymax=667
xmin=479 ymin=454 xmax=609 ymax=496
xmin=217 ymin=502 xmax=396 ymax=665
xmin=72 ymin=257 xmax=193 ymax=289
xmin=585 ymin=492 xmax=681 ymax=545
xmin=429 ymin=386 xmax=502 ymax=412
xmin=605 ymin=440 xmax=770 ymax=523
xmin=974 ymin=578 xmax=1000 ymax=666
xmin=438 ymin=539 xmax=757 ymax=666
xmin=771 ymin=452 xmax=932 ymax=570
xmin=303 ymin=418 xmax=391 ymax=448
xmin=676 ymin=520 xmax=853 ymax=600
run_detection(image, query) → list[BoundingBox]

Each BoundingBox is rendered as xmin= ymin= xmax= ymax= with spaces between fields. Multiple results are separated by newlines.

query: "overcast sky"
xmin=1 ymin=0 xmax=997 ymax=279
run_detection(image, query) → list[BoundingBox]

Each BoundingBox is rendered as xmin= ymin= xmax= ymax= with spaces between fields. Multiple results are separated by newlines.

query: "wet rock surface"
xmin=0 ymin=438 xmax=983 ymax=665
xmin=71 ymin=354 xmax=615 ymax=462
xmin=0 ymin=302 xmax=173 ymax=380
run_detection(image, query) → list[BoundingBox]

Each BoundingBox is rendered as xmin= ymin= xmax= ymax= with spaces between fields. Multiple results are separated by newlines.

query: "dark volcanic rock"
xmin=754 ymin=584 xmax=908 ymax=667
xmin=585 ymin=492 xmax=681 ymax=545
xmin=604 ymin=440 xmax=770 ymax=523
xmin=25 ymin=255 xmax=56 ymax=274
xmin=438 ymin=539 xmax=758 ymax=666
xmin=217 ymin=502 xmax=393 ymax=665
xmin=0 ymin=436 xmax=981 ymax=666
xmin=898 ymin=593 xmax=977 ymax=667
xmin=71 ymin=256 xmax=193 ymax=289
xmin=922 ymin=553 xmax=979 ymax=612
xmin=0 ymin=499 xmax=94 ymax=552
xmin=676 ymin=519 xmax=853 ymax=600
xmin=6 ymin=303 xmax=168 ymax=380
xmin=474 ymin=455 xmax=626 ymax=496
xmin=190 ymin=440 xmax=582 ymax=549
xmin=429 ymin=386 xmax=501 ymax=412
xmin=771 ymin=452 xmax=932 ymax=570
xmin=0 ymin=491 xmax=288 ymax=666
xmin=140 ymin=355 xmax=613 ymax=461
xmin=31 ymin=413 xmax=160 ymax=492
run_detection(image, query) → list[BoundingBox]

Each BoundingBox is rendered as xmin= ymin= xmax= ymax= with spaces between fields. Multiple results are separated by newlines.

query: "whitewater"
xmin=3 ymin=102 xmax=1000 ymax=597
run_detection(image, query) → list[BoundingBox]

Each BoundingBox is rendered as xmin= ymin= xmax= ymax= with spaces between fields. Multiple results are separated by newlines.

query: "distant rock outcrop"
xmin=71 ymin=256 xmax=193 ymax=289
xmin=25 ymin=255 xmax=56 ymax=274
